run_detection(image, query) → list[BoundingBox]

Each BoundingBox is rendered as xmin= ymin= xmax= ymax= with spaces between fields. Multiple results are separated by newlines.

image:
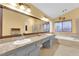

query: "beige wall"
xmin=2 ymin=8 xmax=44 ymax=36
xmin=54 ymin=8 xmax=79 ymax=33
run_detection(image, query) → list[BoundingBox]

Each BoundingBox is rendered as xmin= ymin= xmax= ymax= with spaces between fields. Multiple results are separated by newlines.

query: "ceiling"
xmin=33 ymin=3 xmax=79 ymax=19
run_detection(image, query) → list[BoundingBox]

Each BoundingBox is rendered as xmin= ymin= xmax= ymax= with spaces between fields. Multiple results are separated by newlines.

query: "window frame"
xmin=62 ymin=20 xmax=72 ymax=32
xmin=54 ymin=20 xmax=72 ymax=32
xmin=54 ymin=22 xmax=63 ymax=32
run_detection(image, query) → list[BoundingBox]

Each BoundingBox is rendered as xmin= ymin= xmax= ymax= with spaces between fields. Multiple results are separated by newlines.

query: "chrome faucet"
xmin=18 ymin=34 xmax=25 ymax=40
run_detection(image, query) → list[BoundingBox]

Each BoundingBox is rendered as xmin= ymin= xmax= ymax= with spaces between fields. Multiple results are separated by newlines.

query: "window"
xmin=54 ymin=22 xmax=62 ymax=32
xmin=54 ymin=20 xmax=72 ymax=32
xmin=63 ymin=21 xmax=72 ymax=32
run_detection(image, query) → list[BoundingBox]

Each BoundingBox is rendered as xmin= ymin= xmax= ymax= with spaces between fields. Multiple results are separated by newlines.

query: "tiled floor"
xmin=40 ymin=42 xmax=59 ymax=56
xmin=40 ymin=41 xmax=79 ymax=56
xmin=54 ymin=45 xmax=79 ymax=56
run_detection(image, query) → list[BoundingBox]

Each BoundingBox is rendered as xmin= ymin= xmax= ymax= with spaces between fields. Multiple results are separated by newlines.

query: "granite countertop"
xmin=0 ymin=33 xmax=54 ymax=55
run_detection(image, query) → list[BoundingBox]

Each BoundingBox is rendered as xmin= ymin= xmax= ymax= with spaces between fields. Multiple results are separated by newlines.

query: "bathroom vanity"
xmin=0 ymin=33 xmax=55 ymax=56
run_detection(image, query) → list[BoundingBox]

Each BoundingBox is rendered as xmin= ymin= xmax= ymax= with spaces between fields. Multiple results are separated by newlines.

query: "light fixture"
xmin=41 ymin=17 xmax=49 ymax=22
xmin=59 ymin=17 xmax=62 ymax=20
xmin=1 ymin=3 xmax=32 ymax=15
xmin=26 ymin=8 xmax=31 ymax=13
xmin=18 ymin=3 xmax=31 ymax=13
xmin=20 ymin=5 xmax=25 ymax=10
xmin=59 ymin=16 xmax=65 ymax=21
xmin=19 ymin=4 xmax=31 ymax=13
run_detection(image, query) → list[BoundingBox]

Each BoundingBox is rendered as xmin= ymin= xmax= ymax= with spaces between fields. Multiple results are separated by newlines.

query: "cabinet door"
xmin=29 ymin=47 xmax=40 ymax=56
xmin=3 ymin=46 xmax=29 ymax=56
xmin=15 ymin=48 xmax=29 ymax=56
xmin=29 ymin=42 xmax=41 ymax=56
xmin=12 ymin=44 xmax=36 ymax=56
xmin=2 ymin=43 xmax=36 ymax=56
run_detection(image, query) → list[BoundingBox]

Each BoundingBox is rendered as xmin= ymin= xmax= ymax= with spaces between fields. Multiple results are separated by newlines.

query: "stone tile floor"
xmin=40 ymin=42 xmax=79 ymax=56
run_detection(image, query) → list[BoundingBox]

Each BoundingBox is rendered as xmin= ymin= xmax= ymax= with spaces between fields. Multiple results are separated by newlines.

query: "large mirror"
xmin=0 ymin=4 xmax=50 ymax=37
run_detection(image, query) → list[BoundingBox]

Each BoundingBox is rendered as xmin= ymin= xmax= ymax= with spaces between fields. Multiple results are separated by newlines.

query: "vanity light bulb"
xmin=45 ymin=18 xmax=49 ymax=22
xmin=20 ymin=5 xmax=25 ymax=10
xmin=41 ymin=17 xmax=49 ymax=22
xmin=26 ymin=8 xmax=31 ymax=13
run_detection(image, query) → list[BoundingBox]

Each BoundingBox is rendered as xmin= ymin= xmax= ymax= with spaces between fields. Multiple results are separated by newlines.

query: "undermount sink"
xmin=13 ymin=38 xmax=31 ymax=45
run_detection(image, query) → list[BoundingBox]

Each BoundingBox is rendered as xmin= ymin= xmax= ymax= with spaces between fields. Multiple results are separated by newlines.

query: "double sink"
xmin=13 ymin=38 xmax=32 ymax=45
